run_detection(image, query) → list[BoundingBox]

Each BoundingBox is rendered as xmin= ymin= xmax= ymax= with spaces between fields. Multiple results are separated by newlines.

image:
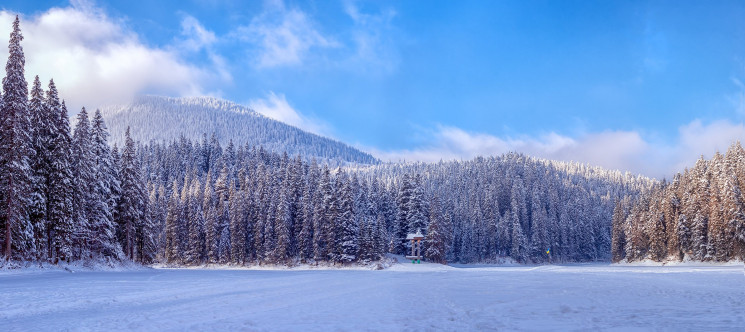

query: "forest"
xmin=612 ymin=142 xmax=745 ymax=262
xmin=1 ymin=16 xmax=742 ymax=266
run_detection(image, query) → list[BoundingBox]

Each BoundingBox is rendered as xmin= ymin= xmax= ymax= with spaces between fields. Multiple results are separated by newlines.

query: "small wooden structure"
xmin=405 ymin=229 xmax=425 ymax=263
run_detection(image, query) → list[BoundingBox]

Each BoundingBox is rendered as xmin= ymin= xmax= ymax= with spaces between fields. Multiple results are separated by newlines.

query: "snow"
xmin=2 ymin=261 xmax=744 ymax=331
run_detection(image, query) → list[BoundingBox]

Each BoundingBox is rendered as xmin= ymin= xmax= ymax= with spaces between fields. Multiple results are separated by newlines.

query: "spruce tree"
xmin=229 ymin=185 xmax=246 ymax=264
xmin=89 ymin=110 xmax=121 ymax=258
xmin=425 ymin=194 xmax=446 ymax=264
xmin=273 ymin=186 xmax=291 ymax=264
xmin=117 ymin=127 xmax=143 ymax=260
xmin=165 ymin=179 xmax=181 ymax=264
xmin=1 ymin=16 xmax=32 ymax=260
xmin=204 ymin=171 xmax=219 ymax=263
xmin=48 ymin=100 xmax=73 ymax=261
xmin=336 ymin=170 xmax=358 ymax=264
xmin=71 ymin=108 xmax=94 ymax=258
xmin=28 ymin=76 xmax=48 ymax=259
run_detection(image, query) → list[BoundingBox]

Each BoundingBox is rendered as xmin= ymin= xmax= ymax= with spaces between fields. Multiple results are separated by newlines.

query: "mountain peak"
xmin=100 ymin=95 xmax=379 ymax=165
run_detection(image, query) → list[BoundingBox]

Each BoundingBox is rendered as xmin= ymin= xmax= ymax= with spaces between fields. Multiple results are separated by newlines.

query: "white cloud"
xmin=175 ymin=15 xmax=231 ymax=83
xmin=0 ymin=3 xmax=226 ymax=110
xmin=236 ymin=0 xmax=337 ymax=68
xmin=248 ymin=91 xmax=329 ymax=136
xmin=342 ymin=0 xmax=399 ymax=75
xmin=178 ymin=15 xmax=217 ymax=52
xmin=373 ymin=121 xmax=745 ymax=179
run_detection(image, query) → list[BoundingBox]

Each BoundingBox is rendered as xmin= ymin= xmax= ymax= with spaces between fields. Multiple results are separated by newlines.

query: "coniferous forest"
xmin=612 ymin=142 xmax=745 ymax=263
xmin=1 ymin=17 xmax=743 ymax=267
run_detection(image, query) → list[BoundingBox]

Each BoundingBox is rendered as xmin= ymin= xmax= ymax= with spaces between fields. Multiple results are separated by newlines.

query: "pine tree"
xmin=165 ymin=179 xmax=181 ymax=264
xmin=117 ymin=127 xmax=144 ymax=260
xmin=394 ymin=174 xmax=413 ymax=255
xmin=297 ymin=161 xmax=317 ymax=261
xmin=47 ymin=100 xmax=73 ymax=261
xmin=229 ymin=184 xmax=247 ymax=264
xmin=27 ymin=75 xmax=49 ymax=259
xmin=407 ymin=173 xmax=427 ymax=235
xmin=186 ymin=176 xmax=205 ymax=265
xmin=204 ymin=171 xmax=219 ymax=263
xmin=89 ymin=109 xmax=121 ymax=258
xmin=273 ymin=185 xmax=291 ymax=264
xmin=610 ymin=200 xmax=626 ymax=262
xmin=425 ymin=194 xmax=446 ymax=264
xmin=71 ymin=108 xmax=94 ymax=259
xmin=1 ymin=16 xmax=33 ymax=260
xmin=336 ymin=170 xmax=358 ymax=264
xmin=510 ymin=209 xmax=527 ymax=263
xmin=313 ymin=165 xmax=335 ymax=262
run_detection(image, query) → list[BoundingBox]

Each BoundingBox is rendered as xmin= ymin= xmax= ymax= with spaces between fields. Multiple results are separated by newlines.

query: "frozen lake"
xmin=1 ymin=262 xmax=744 ymax=331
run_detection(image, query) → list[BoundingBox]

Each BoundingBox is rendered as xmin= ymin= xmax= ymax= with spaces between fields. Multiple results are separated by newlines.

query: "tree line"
xmin=2 ymin=16 xmax=658 ymax=266
xmin=612 ymin=142 xmax=745 ymax=262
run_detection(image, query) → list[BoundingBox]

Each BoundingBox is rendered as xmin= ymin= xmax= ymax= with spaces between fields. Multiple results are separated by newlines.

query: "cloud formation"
xmin=235 ymin=0 xmax=338 ymax=68
xmin=342 ymin=0 xmax=399 ymax=75
xmin=0 ymin=3 xmax=225 ymax=111
xmin=248 ymin=91 xmax=329 ymax=136
xmin=373 ymin=121 xmax=745 ymax=179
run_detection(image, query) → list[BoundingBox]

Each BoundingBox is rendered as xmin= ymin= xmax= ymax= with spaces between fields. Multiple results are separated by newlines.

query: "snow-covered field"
xmin=2 ymin=261 xmax=744 ymax=331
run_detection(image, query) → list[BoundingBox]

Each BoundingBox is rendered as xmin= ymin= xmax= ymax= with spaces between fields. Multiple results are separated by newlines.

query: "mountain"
xmin=99 ymin=95 xmax=379 ymax=165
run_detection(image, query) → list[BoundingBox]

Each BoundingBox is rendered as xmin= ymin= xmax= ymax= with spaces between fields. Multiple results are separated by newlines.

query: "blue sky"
xmin=2 ymin=0 xmax=745 ymax=178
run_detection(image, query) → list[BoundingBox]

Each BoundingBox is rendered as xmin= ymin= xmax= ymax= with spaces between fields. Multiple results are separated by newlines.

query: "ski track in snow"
xmin=1 ymin=262 xmax=744 ymax=331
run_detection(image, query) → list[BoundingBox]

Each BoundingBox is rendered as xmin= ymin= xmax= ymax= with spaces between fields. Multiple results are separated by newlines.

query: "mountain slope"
xmin=99 ymin=96 xmax=379 ymax=165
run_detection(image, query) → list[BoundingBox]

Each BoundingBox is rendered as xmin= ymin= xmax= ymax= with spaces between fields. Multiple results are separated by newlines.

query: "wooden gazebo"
xmin=405 ymin=229 xmax=424 ymax=263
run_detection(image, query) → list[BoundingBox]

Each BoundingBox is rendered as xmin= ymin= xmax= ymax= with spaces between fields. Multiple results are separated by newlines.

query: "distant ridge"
xmin=99 ymin=95 xmax=379 ymax=165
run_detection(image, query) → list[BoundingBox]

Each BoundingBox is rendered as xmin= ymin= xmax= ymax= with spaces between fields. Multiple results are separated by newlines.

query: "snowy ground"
xmin=2 ymin=260 xmax=744 ymax=331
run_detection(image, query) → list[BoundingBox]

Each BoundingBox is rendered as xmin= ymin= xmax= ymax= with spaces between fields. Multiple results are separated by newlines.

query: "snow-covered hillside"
xmin=2 ymin=263 xmax=743 ymax=330
xmin=100 ymin=96 xmax=379 ymax=165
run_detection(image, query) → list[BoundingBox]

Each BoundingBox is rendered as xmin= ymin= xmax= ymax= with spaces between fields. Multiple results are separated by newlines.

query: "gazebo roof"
xmin=406 ymin=229 xmax=425 ymax=240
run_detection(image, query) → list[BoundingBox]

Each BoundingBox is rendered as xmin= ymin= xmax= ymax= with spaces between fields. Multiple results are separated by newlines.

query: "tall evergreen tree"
xmin=425 ymin=194 xmax=447 ymax=264
xmin=47 ymin=99 xmax=73 ymax=261
xmin=89 ymin=109 xmax=121 ymax=258
xmin=164 ymin=179 xmax=181 ymax=264
xmin=1 ymin=16 xmax=32 ymax=260
xmin=117 ymin=127 xmax=144 ymax=260
xmin=27 ymin=76 xmax=49 ymax=259
xmin=71 ymin=107 xmax=94 ymax=258
xmin=336 ymin=170 xmax=358 ymax=264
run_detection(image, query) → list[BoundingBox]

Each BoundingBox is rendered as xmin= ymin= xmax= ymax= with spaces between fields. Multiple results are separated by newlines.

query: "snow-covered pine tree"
xmin=529 ymin=190 xmax=549 ymax=262
xmin=28 ymin=76 xmax=49 ymax=259
xmin=252 ymin=163 xmax=267 ymax=263
xmin=215 ymin=163 xmax=231 ymax=263
xmin=117 ymin=127 xmax=144 ymax=260
xmin=425 ymin=194 xmax=446 ymax=264
xmin=510 ymin=209 xmax=528 ymax=263
xmin=663 ymin=178 xmax=682 ymax=259
xmin=394 ymin=174 xmax=412 ymax=255
xmin=203 ymin=171 xmax=219 ymax=263
xmin=186 ymin=175 xmax=205 ymax=265
xmin=297 ymin=159 xmax=318 ymax=261
xmin=135 ymin=160 xmax=156 ymax=264
xmin=47 ymin=99 xmax=73 ymax=261
xmin=406 ymin=173 xmax=427 ymax=236
xmin=1 ymin=16 xmax=33 ymax=260
xmin=229 ymin=184 xmax=246 ymax=264
xmin=335 ymin=170 xmax=358 ymax=264
xmin=273 ymin=184 xmax=291 ymax=264
xmin=71 ymin=107 xmax=94 ymax=259
xmin=89 ymin=109 xmax=121 ymax=258
xmin=610 ymin=200 xmax=626 ymax=263
xmin=165 ymin=179 xmax=181 ymax=264
xmin=262 ymin=171 xmax=278 ymax=264
xmin=314 ymin=165 xmax=335 ymax=262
